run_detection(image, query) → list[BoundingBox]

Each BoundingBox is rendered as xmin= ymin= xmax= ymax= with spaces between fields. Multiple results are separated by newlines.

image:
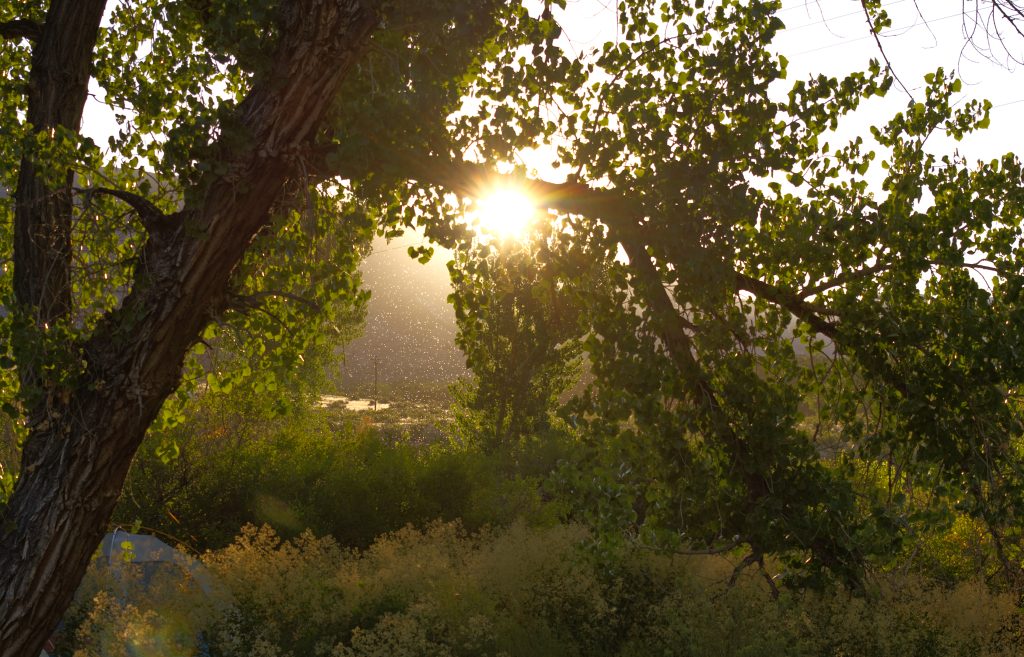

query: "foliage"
xmin=117 ymin=398 xmax=564 ymax=550
xmin=196 ymin=188 xmax=373 ymax=406
xmin=62 ymin=575 xmax=212 ymax=657
xmin=64 ymin=521 xmax=1023 ymax=657
xmin=448 ymin=241 xmax=583 ymax=453
xmin=394 ymin=0 xmax=1024 ymax=586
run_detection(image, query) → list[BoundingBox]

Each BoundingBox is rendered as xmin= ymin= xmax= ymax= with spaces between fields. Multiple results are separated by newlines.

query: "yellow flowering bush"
xmin=64 ymin=522 xmax=1022 ymax=657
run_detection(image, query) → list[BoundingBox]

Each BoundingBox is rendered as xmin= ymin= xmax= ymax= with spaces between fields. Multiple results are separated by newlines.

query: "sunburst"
xmin=470 ymin=188 xmax=537 ymax=241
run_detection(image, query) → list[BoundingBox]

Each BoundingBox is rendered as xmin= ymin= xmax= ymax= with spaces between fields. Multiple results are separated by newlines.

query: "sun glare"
xmin=471 ymin=188 xmax=536 ymax=241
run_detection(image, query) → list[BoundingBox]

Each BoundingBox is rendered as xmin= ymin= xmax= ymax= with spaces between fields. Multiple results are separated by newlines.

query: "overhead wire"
xmin=777 ymin=0 xmax=912 ymax=33
xmin=792 ymin=10 xmax=967 ymax=56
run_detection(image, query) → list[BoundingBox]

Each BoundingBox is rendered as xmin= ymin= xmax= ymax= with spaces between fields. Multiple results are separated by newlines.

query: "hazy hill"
xmin=338 ymin=231 xmax=467 ymax=388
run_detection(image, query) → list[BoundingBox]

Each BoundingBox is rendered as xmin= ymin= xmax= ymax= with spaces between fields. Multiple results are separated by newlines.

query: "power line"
xmin=992 ymin=97 xmax=1024 ymax=109
xmin=778 ymin=0 xmax=911 ymax=33
xmin=793 ymin=10 xmax=965 ymax=55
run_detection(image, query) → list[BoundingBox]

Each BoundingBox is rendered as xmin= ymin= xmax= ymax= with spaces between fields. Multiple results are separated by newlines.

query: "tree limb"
xmin=993 ymin=2 xmax=1024 ymax=40
xmin=75 ymin=187 xmax=178 ymax=234
xmin=735 ymin=270 xmax=912 ymax=399
xmin=13 ymin=0 xmax=107 ymax=332
xmin=316 ymin=144 xmax=914 ymax=415
xmin=799 ymin=261 xmax=890 ymax=298
xmin=735 ymin=271 xmax=840 ymax=342
xmin=0 ymin=19 xmax=42 ymax=41
xmin=316 ymin=146 xmax=839 ymax=340
xmin=309 ymin=144 xmax=638 ymax=226
xmin=227 ymin=290 xmax=323 ymax=313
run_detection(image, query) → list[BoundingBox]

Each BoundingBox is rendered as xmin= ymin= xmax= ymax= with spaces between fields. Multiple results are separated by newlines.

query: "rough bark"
xmin=0 ymin=3 xmax=381 ymax=656
xmin=12 ymin=0 xmax=107 ymax=369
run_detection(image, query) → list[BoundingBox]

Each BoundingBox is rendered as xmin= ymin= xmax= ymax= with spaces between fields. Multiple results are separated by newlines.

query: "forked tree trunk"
xmin=0 ymin=3 xmax=381 ymax=656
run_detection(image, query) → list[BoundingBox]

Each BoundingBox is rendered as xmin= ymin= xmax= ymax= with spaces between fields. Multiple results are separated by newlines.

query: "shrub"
xmin=61 ymin=556 xmax=214 ymax=657
xmin=64 ymin=522 xmax=1024 ymax=657
xmin=118 ymin=398 xmax=566 ymax=551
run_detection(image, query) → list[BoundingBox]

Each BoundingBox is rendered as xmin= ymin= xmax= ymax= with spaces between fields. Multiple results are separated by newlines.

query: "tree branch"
xmin=227 ymin=290 xmax=323 ymax=314
xmin=318 ymin=146 xmax=840 ymax=342
xmin=735 ymin=272 xmax=840 ymax=342
xmin=75 ymin=187 xmax=177 ymax=234
xmin=735 ymin=270 xmax=912 ymax=398
xmin=799 ymin=261 xmax=890 ymax=298
xmin=0 ymin=19 xmax=42 ymax=41
xmin=989 ymin=1 xmax=1024 ymax=46
xmin=859 ymin=1 xmax=913 ymax=98
xmin=316 ymin=145 xmax=913 ymax=406
xmin=310 ymin=144 xmax=638 ymax=227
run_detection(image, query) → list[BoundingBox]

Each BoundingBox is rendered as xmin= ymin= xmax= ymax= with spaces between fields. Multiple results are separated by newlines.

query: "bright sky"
xmin=549 ymin=0 xmax=1024 ymax=163
xmin=773 ymin=0 xmax=1024 ymax=160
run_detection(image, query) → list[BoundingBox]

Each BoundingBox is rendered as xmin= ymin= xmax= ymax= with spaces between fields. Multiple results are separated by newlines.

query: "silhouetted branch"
xmin=799 ymin=262 xmax=889 ymax=298
xmin=859 ymin=1 xmax=913 ymax=98
xmin=75 ymin=187 xmax=178 ymax=234
xmin=227 ymin=290 xmax=322 ymax=313
xmin=991 ymin=0 xmax=1024 ymax=41
xmin=736 ymin=272 xmax=840 ymax=341
xmin=313 ymin=145 xmax=919 ymax=406
xmin=0 ymin=19 xmax=42 ymax=41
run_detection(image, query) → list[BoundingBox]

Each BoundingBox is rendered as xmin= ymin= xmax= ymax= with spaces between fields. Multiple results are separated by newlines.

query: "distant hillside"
xmin=338 ymin=231 xmax=467 ymax=387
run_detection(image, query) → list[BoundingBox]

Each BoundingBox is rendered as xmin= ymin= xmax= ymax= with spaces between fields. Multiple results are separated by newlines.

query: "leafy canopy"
xmin=433 ymin=0 xmax=1024 ymax=585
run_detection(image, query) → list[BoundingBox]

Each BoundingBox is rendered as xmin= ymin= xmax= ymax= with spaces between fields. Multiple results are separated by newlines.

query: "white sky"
xmin=774 ymin=0 xmax=1024 ymax=160
xmin=549 ymin=0 xmax=1024 ymax=162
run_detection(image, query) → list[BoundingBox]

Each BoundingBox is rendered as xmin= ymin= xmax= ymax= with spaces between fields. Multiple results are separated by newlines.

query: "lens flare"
xmin=472 ymin=188 xmax=536 ymax=241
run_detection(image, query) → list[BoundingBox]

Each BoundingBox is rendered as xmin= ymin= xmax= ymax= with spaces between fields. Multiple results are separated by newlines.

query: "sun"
xmin=471 ymin=188 xmax=537 ymax=241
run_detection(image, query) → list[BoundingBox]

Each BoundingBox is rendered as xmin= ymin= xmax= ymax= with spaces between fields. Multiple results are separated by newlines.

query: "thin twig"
xmin=859 ymin=1 xmax=914 ymax=99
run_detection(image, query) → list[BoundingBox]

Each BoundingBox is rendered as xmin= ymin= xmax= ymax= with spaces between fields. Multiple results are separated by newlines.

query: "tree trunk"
xmin=11 ymin=0 xmax=106 ymax=385
xmin=0 ymin=3 xmax=380 ymax=656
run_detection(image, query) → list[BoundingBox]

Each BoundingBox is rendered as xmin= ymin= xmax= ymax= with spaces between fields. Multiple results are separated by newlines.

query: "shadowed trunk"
xmin=0 ymin=3 xmax=381 ymax=656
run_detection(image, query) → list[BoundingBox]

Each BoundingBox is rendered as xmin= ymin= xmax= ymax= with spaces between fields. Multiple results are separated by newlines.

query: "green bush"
xmin=65 ymin=522 xmax=1023 ymax=657
xmin=117 ymin=396 xmax=564 ymax=550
